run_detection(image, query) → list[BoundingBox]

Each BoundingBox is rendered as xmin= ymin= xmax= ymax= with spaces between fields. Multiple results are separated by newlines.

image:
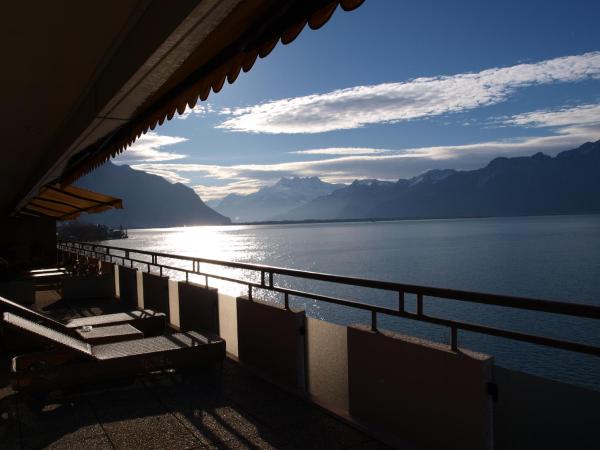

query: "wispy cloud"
xmin=290 ymin=147 xmax=390 ymax=156
xmin=217 ymin=52 xmax=600 ymax=134
xmin=502 ymin=103 xmax=600 ymax=128
xmin=114 ymin=131 xmax=188 ymax=163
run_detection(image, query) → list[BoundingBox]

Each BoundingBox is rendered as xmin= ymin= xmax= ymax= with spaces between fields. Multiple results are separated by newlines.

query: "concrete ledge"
xmin=62 ymin=274 xmax=114 ymax=300
xmin=494 ymin=366 xmax=600 ymax=450
xmin=100 ymin=261 xmax=114 ymax=275
xmin=117 ymin=266 xmax=137 ymax=309
xmin=142 ymin=272 xmax=170 ymax=318
xmin=87 ymin=257 xmax=101 ymax=272
xmin=236 ymin=296 xmax=306 ymax=390
xmin=178 ymin=282 xmax=219 ymax=334
xmin=348 ymin=326 xmax=493 ymax=450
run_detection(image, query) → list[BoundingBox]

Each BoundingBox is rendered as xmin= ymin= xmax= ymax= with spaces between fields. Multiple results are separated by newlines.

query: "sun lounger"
xmin=0 ymin=295 xmax=167 ymax=339
xmin=3 ymin=312 xmax=225 ymax=391
xmin=63 ymin=310 xmax=166 ymax=336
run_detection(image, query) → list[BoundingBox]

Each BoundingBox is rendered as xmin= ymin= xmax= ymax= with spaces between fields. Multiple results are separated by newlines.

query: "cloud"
xmin=290 ymin=147 xmax=390 ymax=156
xmin=114 ymin=131 xmax=188 ymax=163
xmin=133 ymin=115 xmax=600 ymax=199
xmin=177 ymin=104 xmax=212 ymax=120
xmin=501 ymin=103 xmax=600 ymax=128
xmin=133 ymin=165 xmax=192 ymax=184
xmin=128 ymin=100 xmax=600 ymax=200
xmin=193 ymin=179 xmax=266 ymax=201
xmin=217 ymin=52 xmax=600 ymax=134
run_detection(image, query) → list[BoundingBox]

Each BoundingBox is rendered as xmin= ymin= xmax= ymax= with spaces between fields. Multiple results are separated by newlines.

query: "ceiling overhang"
xmin=1 ymin=0 xmax=364 ymax=218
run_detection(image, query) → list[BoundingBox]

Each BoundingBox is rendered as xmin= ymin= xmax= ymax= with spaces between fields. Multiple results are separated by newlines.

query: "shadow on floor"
xmin=0 ymin=358 xmax=392 ymax=449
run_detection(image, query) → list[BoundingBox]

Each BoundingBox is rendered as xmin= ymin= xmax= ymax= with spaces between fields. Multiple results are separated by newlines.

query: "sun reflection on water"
xmin=107 ymin=225 xmax=275 ymax=299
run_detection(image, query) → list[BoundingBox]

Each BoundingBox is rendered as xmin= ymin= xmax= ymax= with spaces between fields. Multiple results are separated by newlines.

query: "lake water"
xmin=101 ymin=215 xmax=600 ymax=390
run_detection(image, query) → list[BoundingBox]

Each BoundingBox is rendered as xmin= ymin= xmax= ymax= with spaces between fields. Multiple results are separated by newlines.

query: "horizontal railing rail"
xmin=57 ymin=240 xmax=600 ymax=357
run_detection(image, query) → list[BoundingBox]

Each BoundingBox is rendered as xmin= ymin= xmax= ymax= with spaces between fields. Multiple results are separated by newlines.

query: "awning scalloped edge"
xmin=60 ymin=0 xmax=365 ymax=186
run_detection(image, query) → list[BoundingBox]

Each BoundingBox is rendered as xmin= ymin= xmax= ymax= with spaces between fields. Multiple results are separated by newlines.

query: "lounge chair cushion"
xmin=2 ymin=312 xmax=93 ymax=358
xmin=1 ymin=295 xmax=166 ymax=337
xmin=8 ymin=319 xmax=226 ymax=391
xmin=92 ymin=331 xmax=221 ymax=360
xmin=65 ymin=309 xmax=167 ymax=336
xmin=0 ymin=295 xmax=64 ymax=330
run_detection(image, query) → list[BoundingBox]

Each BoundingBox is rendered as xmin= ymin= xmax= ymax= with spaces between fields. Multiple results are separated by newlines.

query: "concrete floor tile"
xmin=22 ymin=432 xmax=114 ymax=450
xmin=100 ymin=412 xmax=200 ymax=450
xmin=17 ymin=395 xmax=104 ymax=440
xmin=173 ymin=405 xmax=275 ymax=447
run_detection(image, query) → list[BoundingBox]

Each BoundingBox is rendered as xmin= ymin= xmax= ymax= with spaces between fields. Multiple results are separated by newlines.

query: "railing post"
xmin=371 ymin=310 xmax=378 ymax=332
xmin=269 ymin=271 xmax=274 ymax=288
xmin=261 ymin=271 xmax=265 ymax=287
xmin=284 ymin=292 xmax=289 ymax=309
xmin=417 ymin=293 xmax=424 ymax=315
xmin=450 ymin=326 xmax=458 ymax=351
xmin=248 ymin=285 xmax=253 ymax=301
xmin=398 ymin=291 xmax=405 ymax=312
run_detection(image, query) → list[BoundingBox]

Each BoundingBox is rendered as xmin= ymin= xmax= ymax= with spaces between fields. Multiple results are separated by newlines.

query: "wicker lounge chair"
xmin=3 ymin=312 xmax=225 ymax=391
xmin=0 ymin=294 xmax=166 ymax=339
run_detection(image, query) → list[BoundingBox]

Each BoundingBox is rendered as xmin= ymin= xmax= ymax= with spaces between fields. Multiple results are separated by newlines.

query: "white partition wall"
xmin=306 ymin=317 xmax=349 ymax=414
xmin=114 ymin=264 xmax=120 ymax=299
xmin=168 ymin=279 xmax=180 ymax=328
xmin=136 ymin=270 xmax=144 ymax=309
xmin=218 ymin=293 xmax=239 ymax=357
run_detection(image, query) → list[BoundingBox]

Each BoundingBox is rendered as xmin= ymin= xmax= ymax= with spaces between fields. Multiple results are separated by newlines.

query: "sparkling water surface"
xmin=101 ymin=215 xmax=600 ymax=390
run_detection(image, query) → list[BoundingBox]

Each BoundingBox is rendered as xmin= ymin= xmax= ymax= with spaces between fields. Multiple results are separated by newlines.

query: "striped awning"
xmin=20 ymin=185 xmax=122 ymax=221
xmin=60 ymin=0 xmax=365 ymax=185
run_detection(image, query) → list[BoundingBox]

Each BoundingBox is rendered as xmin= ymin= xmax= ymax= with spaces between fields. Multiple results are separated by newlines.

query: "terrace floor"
xmin=0 ymin=292 xmax=394 ymax=450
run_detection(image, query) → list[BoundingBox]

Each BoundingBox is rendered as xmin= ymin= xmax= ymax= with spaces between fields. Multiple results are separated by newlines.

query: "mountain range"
xmin=75 ymin=140 xmax=600 ymax=228
xmin=75 ymin=162 xmax=230 ymax=228
xmin=210 ymin=177 xmax=343 ymax=222
xmin=280 ymin=140 xmax=600 ymax=221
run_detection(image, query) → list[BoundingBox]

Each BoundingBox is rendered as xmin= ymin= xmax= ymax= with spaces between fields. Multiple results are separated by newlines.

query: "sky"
xmin=115 ymin=0 xmax=600 ymax=201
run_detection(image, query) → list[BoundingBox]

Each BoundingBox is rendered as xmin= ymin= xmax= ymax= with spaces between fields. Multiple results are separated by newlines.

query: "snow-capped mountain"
xmin=212 ymin=177 xmax=344 ymax=222
xmin=280 ymin=140 xmax=600 ymax=221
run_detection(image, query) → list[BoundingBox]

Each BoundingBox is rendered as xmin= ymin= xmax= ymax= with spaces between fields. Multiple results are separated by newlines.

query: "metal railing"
xmin=57 ymin=240 xmax=600 ymax=357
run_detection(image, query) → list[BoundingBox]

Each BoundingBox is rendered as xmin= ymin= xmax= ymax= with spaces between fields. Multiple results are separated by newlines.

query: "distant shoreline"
xmin=113 ymin=212 xmax=600 ymax=231
xmin=234 ymin=212 xmax=600 ymax=226
xmin=235 ymin=217 xmax=401 ymax=226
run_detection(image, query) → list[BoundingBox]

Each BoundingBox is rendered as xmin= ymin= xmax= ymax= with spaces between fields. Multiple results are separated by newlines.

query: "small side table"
xmin=76 ymin=324 xmax=144 ymax=344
